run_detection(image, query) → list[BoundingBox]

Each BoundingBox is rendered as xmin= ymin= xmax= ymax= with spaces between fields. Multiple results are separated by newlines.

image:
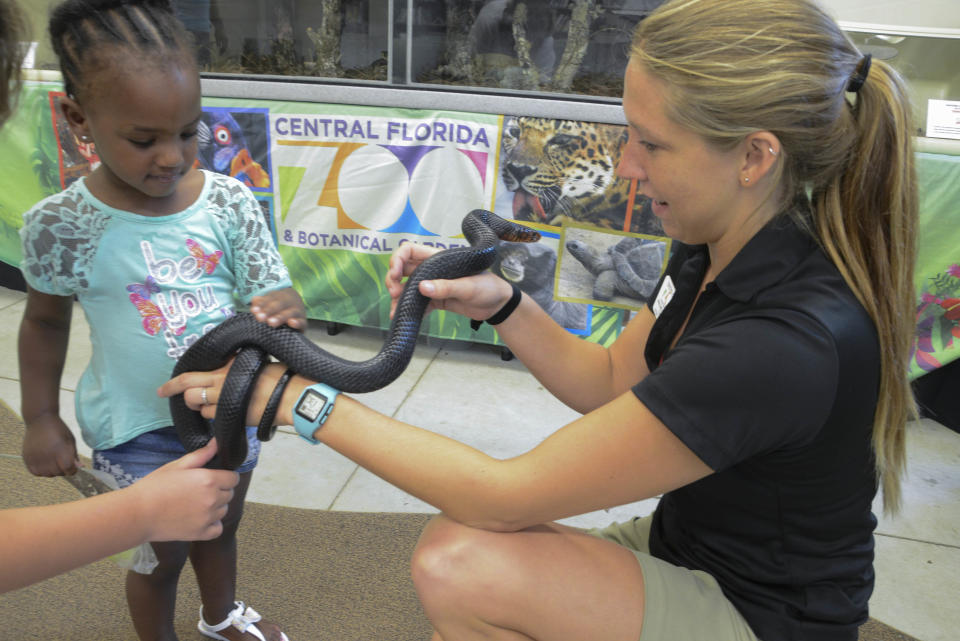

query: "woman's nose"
xmin=616 ymin=149 xmax=647 ymax=182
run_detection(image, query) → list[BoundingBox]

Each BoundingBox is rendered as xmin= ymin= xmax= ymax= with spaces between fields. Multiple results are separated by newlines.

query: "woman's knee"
xmin=411 ymin=516 xmax=511 ymax=604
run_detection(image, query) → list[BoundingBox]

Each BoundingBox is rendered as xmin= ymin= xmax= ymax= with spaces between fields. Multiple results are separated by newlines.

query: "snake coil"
xmin=170 ymin=210 xmax=539 ymax=469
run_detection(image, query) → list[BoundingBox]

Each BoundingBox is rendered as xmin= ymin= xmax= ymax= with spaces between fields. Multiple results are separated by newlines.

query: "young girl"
xmin=19 ymin=1 xmax=301 ymax=639
xmin=0 ymin=0 xmax=238 ymax=598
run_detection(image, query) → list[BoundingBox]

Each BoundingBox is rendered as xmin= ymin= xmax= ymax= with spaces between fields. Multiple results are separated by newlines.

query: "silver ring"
xmin=200 ymin=387 xmax=209 ymax=405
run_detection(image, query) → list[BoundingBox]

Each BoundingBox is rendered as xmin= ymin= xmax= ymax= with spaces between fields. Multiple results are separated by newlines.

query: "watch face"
xmin=296 ymin=389 xmax=328 ymax=422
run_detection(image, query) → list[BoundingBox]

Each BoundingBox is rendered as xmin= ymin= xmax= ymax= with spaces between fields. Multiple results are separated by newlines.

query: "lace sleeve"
xmin=19 ymin=190 xmax=109 ymax=296
xmin=208 ymin=176 xmax=291 ymax=302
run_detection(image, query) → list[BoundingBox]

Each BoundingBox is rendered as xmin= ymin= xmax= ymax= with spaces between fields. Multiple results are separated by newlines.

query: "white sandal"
xmin=198 ymin=601 xmax=290 ymax=641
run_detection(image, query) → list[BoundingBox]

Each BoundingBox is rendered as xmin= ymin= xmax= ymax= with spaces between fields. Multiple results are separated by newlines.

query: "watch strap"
xmin=293 ymin=382 xmax=340 ymax=444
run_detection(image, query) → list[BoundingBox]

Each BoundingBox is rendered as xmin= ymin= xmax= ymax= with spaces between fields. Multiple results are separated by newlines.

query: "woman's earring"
xmin=768 ymin=146 xmax=777 ymax=156
xmin=743 ymin=176 xmax=750 ymax=184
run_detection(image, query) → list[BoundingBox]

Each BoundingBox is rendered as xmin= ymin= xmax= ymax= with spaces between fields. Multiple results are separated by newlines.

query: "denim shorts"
xmin=92 ymin=426 xmax=260 ymax=488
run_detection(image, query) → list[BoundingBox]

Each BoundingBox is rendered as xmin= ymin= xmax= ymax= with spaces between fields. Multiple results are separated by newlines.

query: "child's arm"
xmin=225 ymin=180 xmax=305 ymax=330
xmin=249 ymin=286 xmax=307 ymax=330
xmin=18 ymin=288 xmax=79 ymax=477
xmin=0 ymin=439 xmax=238 ymax=594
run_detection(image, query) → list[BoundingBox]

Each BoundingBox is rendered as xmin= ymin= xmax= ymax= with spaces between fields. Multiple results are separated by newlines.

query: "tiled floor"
xmin=1 ymin=284 xmax=957 ymax=640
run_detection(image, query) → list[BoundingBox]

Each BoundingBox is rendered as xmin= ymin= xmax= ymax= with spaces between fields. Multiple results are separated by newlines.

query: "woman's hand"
xmin=130 ymin=438 xmax=239 ymax=542
xmin=158 ymin=361 xmax=293 ymax=428
xmin=386 ymin=243 xmax=516 ymax=322
xmin=385 ymin=243 xmax=438 ymax=316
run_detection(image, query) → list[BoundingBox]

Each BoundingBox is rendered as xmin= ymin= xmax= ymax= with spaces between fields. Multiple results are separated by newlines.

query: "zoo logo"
xmin=275 ymin=139 xmax=494 ymax=241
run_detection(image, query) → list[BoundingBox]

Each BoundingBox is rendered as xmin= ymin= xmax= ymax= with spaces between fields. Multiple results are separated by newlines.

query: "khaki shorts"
xmin=588 ymin=516 xmax=760 ymax=641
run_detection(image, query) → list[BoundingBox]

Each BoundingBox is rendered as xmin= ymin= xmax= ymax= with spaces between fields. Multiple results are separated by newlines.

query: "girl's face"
xmin=67 ymin=62 xmax=201 ymax=212
xmin=617 ymin=62 xmax=744 ymax=247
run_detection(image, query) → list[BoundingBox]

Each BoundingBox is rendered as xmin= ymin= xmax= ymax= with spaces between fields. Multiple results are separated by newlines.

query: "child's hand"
xmin=249 ymin=287 xmax=306 ymax=330
xmin=22 ymin=415 xmax=80 ymax=477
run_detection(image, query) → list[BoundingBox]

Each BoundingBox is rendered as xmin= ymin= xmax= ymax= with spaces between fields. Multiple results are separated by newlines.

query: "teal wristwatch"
xmin=293 ymin=383 xmax=339 ymax=444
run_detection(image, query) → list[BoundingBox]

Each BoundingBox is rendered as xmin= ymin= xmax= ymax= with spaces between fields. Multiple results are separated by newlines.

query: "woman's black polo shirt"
xmin=634 ymin=212 xmax=881 ymax=641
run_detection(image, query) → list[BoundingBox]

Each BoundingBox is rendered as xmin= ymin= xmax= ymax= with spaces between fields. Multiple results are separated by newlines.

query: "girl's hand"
xmin=22 ymin=415 xmax=80 ymax=477
xmin=131 ymin=438 xmax=239 ymax=542
xmin=386 ymin=243 xmax=515 ymax=322
xmin=250 ymin=286 xmax=307 ymax=329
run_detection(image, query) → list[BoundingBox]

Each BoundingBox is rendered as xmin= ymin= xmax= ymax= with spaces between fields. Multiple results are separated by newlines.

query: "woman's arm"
xmin=18 ymin=288 xmax=78 ymax=476
xmin=481 ymin=288 xmax=657 ymax=413
xmin=317 ymin=385 xmax=710 ymax=530
xmin=159 ymin=366 xmax=710 ymax=531
xmin=386 ymin=244 xmax=655 ymax=414
xmin=0 ymin=439 xmax=238 ymax=594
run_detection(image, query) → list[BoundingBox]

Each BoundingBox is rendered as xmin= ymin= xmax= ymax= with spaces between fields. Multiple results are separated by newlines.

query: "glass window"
xmin=405 ymin=0 xmax=661 ymax=97
xmin=177 ymin=0 xmax=392 ymax=81
xmin=185 ymin=1 xmax=662 ymax=99
xmin=24 ymin=0 xmax=959 ymax=120
xmin=842 ymin=28 xmax=960 ymax=137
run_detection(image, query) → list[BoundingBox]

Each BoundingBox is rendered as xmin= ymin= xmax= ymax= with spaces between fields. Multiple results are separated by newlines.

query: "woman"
xmin=161 ymin=0 xmax=917 ymax=639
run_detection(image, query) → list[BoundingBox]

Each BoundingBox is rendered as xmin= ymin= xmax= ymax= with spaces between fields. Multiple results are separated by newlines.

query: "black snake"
xmin=170 ymin=209 xmax=540 ymax=470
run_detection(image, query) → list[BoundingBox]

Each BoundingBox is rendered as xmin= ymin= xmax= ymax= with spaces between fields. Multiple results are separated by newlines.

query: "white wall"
xmin=818 ymin=0 xmax=960 ymax=31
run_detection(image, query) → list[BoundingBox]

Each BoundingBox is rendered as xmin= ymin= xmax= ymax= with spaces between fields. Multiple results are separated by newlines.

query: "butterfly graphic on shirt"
xmin=125 ymin=275 xmax=160 ymax=299
xmin=186 ymin=238 xmax=223 ymax=275
xmin=128 ymin=292 xmax=185 ymax=337
xmin=125 ymin=275 xmax=184 ymax=337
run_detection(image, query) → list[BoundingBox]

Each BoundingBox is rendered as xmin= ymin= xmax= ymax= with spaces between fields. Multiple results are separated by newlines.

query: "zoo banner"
xmin=3 ymin=82 xmax=956 ymax=378
xmin=0 ymin=80 xmax=670 ymax=351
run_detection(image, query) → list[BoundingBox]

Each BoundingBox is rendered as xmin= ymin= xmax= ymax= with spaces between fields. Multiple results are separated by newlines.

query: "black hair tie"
xmin=470 ymin=283 xmax=522 ymax=331
xmin=257 ymin=367 xmax=295 ymax=441
xmin=847 ymin=54 xmax=872 ymax=93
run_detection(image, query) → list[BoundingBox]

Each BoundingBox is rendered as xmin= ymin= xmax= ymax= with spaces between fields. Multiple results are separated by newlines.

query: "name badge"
xmin=652 ymin=275 xmax=675 ymax=318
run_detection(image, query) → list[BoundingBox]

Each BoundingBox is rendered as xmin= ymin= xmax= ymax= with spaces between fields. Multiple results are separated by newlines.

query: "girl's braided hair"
xmin=49 ymin=0 xmax=195 ymax=100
